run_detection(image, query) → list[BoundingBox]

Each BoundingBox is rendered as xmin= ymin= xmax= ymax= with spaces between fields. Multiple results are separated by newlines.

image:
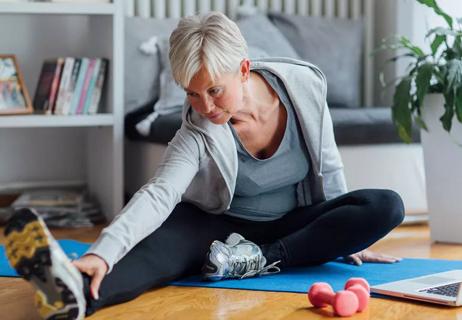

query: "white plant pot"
xmin=421 ymin=93 xmax=462 ymax=243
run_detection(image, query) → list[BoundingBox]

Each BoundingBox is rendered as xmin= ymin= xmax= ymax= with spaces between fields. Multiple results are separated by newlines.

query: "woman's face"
xmin=184 ymin=60 xmax=249 ymax=125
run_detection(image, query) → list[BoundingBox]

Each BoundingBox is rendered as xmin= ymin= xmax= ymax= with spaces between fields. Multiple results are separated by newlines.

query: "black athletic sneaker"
xmin=4 ymin=208 xmax=86 ymax=320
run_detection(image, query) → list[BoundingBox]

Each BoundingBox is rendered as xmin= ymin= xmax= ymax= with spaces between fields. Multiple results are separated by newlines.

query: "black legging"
xmin=84 ymin=189 xmax=404 ymax=315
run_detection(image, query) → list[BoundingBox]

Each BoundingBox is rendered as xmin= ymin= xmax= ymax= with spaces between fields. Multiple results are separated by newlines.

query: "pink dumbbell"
xmin=344 ymin=278 xmax=370 ymax=312
xmin=308 ymin=282 xmax=359 ymax=317
xmin=308 ymin=278 xmax=371 ymax=317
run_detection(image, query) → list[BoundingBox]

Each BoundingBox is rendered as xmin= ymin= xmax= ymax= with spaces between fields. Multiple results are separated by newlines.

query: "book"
xmin=33 ymin=59 xmax=60 ymax=113
xmin=39 ymin=56 xmax=107 ymax=115
xmin=82 ymin=58 xmax=101 ymax=114
xmin=88 ymin=59 xmax=108 ymax=114
xmin=69 ymin=57 xmax=89 ymax=115
xmin=54 ymin=57 xmax=74 ymax=115
xmin=76 ymin=58 xmax=96 ymax=114
xmin=62 ymin=58 xmax=81 ymax=115
xmin=47 ymin=57 xmax=64 ymax=115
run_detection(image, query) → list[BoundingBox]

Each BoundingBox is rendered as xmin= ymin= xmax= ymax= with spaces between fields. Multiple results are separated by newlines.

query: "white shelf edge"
xmin=0 ymin=2 xmax=115 ymax=15
xmin=0 ymin=114 xmax=114 ymax=128
xmin=0 ymin=180 xmax=86 ymax=192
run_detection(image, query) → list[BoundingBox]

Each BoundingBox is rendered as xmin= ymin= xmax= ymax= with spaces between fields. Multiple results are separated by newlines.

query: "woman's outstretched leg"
xmin=83 ymin=202 xmax=238 ymax=316
xmin=5 ymin=204 xmax=238 ymax=319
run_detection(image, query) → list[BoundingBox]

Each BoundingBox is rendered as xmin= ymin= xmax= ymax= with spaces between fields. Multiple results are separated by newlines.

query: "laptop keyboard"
xmin=419 ymin=282 xmax=461 ymax=297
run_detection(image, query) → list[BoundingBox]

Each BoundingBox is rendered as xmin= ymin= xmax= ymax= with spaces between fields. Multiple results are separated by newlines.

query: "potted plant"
xmin=378 ymin=0 xmax=462 ymax=243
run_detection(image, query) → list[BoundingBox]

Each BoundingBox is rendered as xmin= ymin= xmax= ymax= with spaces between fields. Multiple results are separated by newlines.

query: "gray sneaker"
xmin=4 ymin=208 xmax=86 ymax=320
xmin=202 ymin=233 xmax=281 ymax=281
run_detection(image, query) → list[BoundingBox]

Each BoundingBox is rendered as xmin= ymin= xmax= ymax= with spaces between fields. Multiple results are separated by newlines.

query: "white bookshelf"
xmin=0 ymin=0 xmax=124 ymax=220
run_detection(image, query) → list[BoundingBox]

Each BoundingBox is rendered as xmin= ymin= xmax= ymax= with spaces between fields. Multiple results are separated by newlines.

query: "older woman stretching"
xmin=5 ymin=11 xmax=404 ymax=320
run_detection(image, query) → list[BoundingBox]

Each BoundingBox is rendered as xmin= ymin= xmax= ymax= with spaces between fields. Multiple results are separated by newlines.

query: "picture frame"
xmin=0 ymin=54 xmax=33 ymax=115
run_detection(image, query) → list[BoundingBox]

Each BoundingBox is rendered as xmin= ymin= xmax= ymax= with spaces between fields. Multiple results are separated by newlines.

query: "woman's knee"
xmin=371 ymin=189 xmax=405 ymax=228
xmin=351 ymin=189 xmax=405 ymax=229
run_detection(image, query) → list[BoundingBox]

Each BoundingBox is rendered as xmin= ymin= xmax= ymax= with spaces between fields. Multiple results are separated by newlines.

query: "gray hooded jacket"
xmin=86 ymin=58 xmax=347 ymax=272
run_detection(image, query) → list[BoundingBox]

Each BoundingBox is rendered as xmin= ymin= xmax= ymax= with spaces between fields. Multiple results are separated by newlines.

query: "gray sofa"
xmin=123 ymin=14 xmax=425 ymax=216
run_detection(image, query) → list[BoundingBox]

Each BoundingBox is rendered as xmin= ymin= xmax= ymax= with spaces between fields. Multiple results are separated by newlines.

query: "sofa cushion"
xmin=151 ymin=37 xmax=185 ymax=115
xmin=268 ymin=13 xmax=363 ymax=108
xmin=124 ymin=17 xmax=179 ymax=114
xmin=236 ymin=14 xmax=300 ymax=59
xmin=331 ymin=107 xmax=420 ymax=145
xmin=125 ymin=98 xmax=183 ymax=145
xmin=126 ymin=105 xmax=421 ymax=145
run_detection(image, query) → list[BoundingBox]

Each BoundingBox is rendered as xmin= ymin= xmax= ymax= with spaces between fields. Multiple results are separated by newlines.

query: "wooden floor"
xmin=2 ymin=223 xmax=462 ymax=320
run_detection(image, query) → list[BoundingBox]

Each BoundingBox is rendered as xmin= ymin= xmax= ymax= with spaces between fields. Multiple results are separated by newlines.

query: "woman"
xmin=5 ymin=12 xmax=404 ymax=320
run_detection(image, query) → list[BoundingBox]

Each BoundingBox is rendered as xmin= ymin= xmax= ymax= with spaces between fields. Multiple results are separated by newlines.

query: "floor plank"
xmin=2 ymin=223 xmax=462 ymax=319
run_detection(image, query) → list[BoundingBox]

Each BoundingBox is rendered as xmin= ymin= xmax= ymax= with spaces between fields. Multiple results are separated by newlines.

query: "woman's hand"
xmin=343 ymin=249 xmax=402 ymax=266
xmin=72 ymin=254 xmax=109 ymax=300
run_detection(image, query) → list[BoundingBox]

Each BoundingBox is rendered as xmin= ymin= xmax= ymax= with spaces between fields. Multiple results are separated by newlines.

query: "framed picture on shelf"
xmin=0 ymin=55 xmax=33 ymax=115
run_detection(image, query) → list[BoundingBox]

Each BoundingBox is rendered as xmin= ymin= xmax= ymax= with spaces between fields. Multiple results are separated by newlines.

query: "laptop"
xmin=371 ymin=270 xmax=462 ymax=306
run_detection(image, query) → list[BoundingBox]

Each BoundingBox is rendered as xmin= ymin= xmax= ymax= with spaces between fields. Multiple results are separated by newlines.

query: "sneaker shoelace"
xmin=228 ymin=254 xmax=281 ymax=279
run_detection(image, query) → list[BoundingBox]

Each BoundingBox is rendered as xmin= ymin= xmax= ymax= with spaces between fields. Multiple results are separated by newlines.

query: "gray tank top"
xmin=226 ymin=69 xmax=310 ymax=221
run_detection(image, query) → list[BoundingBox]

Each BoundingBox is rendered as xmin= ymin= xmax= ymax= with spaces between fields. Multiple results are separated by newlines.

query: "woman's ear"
xmin=239 ymin=59 xmax=250 ymax=82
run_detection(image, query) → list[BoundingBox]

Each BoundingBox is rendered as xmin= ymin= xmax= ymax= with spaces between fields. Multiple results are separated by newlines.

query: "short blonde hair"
xmin=169 ymin=11 xmax=248 ymax=88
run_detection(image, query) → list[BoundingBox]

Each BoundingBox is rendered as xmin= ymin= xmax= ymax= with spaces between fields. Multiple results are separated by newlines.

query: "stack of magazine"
xmin=11 ymin=189 xmax=104 ymax=228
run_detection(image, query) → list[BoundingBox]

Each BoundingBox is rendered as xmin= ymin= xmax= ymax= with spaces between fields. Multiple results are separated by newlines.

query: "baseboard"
xmin=402 ymin=214 xmax=429 ymax=225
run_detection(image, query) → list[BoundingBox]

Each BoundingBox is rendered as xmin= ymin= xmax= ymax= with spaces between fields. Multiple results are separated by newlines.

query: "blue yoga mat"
xmin=0 ymin=239 xmax=91 ymax=277
xmin=2 ymin=240 xmax=462 ymax=296
xmin=171 ymin=258 xmax=462 ymax=294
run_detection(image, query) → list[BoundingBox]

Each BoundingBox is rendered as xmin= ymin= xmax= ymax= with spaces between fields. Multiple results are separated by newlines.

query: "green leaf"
xmin=447 ymin=59 xmax=462 ymax=89
xmin=392 ymin=78 xmax=413 ymax=143
xmin=440 ymin=92 xmax=455 ymax=131
xmin=454 ymin=36 xmax=462 ymax=56
xmin=385 ymin=53 xmax=416 ymax=63
xmin=445 ymin=49 xmax=458 ymax=60
xmin=456 ymin=87 xmax=462 ymax=122
xmin=426 ymin=27 xmax=458 ymax=37
xmin=431 ymin=34 xmax=445 ymax=54
xmin=416 ymin=0 xmax=453 ymax=28
xmin=371 ymin=38 xmax=399 ymax=55
xmin=415 ymin=63 xmax=433 ymax=106
xmin=433 ymin=66 xmax=446 ymax=87
xmin=399 ymin=36 xmax=426 ymax=57
xmin=397 ymin=126 xmax=412 ymax=142
xmin=415 ymin=115 xmax=429 ymax=131
xmin=440 ymin=103 xmax=454 ymax=131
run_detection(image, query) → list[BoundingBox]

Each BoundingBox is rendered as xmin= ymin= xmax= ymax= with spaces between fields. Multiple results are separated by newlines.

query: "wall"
xmin=411 ymin=0 xmax=462 ymax=47
xmin=373 ymin=0 xmax=462 ymax=106
xmin=373 ymin=0 xmax=413 ymax=106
